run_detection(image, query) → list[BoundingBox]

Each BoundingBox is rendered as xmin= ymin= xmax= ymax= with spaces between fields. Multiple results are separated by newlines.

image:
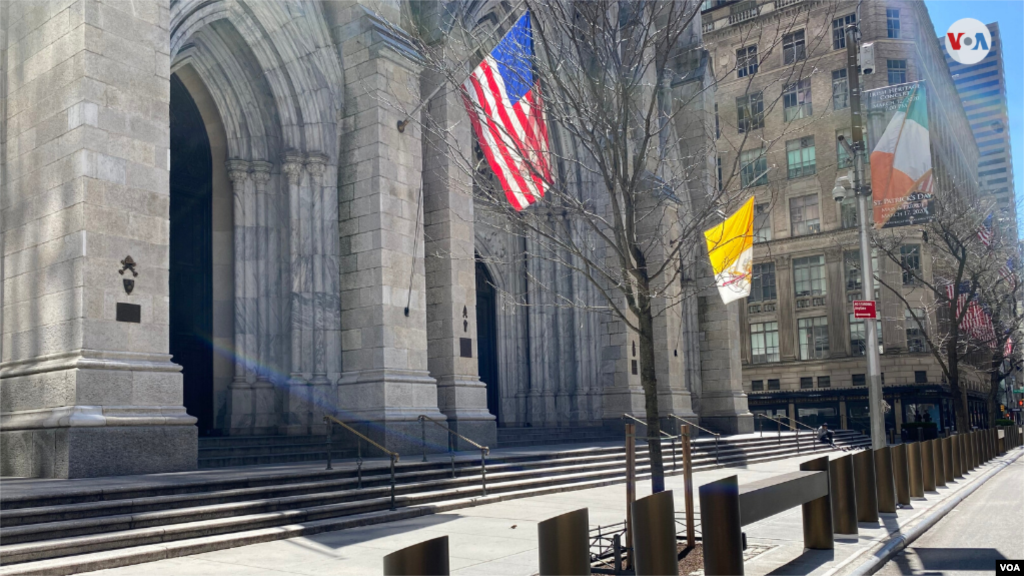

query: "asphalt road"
xmin=876 ymin=457 xmax=1024 ymax=576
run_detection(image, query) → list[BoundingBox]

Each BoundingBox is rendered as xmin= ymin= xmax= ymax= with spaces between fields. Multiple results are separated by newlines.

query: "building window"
xmin=752 ymin=380 xmax=764 ymax=391
xmin=751 ymin=262 xmax=777 ymax=301
xmin=798 ymin=316 xmax=829 ymax=359
xmin=783 ymin=30 xmax=806 ymax=64
xmin=849 ymin=314 xmax=883 ymax=356
xmin=750 ymin=321 xmax=780 ymax=364
xmin=853 ymin=373 xmax=866 ymax=386
xmin=818 ymin=376 xmax=831 ymax=388
xmin=714 ymin=103 xmax=720 ymax=140
xmin=832 ymin=69 xmax=849 ymax=110
xmin=768 ymin=379 xmax=781 ymax=390
xmin=836 ymin=128 xmax=853 ymax=168
xmin=900 ymin=245 xmax=920 ymax=284
xmin=906 ymin=308 xmax=927 ymax=353
xmin=786 ymin=137 xmax=816 ymax=178
xmin=737 ymin=45 xmax=758 ymax=77
xmin=790 ymin=194 xmax=820 ymax=236
xmin=716 ymin=156 xmax=723 ymax=191
xmin=800 ymin=376 xmax=814 ymax=389
xmin=915 ymin=371 xmax=927 ymax=384
xmin=783 ymin=79 xmax=812 ymax=122
xmin=844 ymin=249 xmax=879 ymax=297
xmin=736 ymin=92 xmax=764 ymax=133
xmin=887 ymin=59 xmax=907 ymax=85
xmin=832 ymin=13 xmax=856 ymax=49
xmin=886 ymin=8 xmax=901 ymax=39
xmin=740 ymin=148 xmax=768 ymax=187
xmin=794 ymin=255 xmax=826 ymax=296
xmin=754 ymin=203 xmax=772 ymax=242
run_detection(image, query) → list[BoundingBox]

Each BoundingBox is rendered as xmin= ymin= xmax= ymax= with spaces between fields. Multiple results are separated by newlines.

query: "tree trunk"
xmin=987 ymin=353 xmax=1003 ymax=428
xmin=947 ymin=333 xmax=969 ymax=432
xmin=637 ymin=295 xmax=665 ymax=493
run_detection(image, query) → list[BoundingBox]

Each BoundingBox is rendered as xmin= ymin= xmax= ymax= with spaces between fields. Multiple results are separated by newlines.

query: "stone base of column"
xmin=336 ymin=369 xmax=450 ymax=455
xmin=280 ymin=377 xmax=310 ymax=436
xmin=700 ymin=390 xmax=754 ymax=435
xmin=227 ymin=382 xmax=254 ymax=435
xmin=436 ymin=376 xmax=496 ymax=449
xmin=1 ymin=419 xmax=197 ymax=479
xmin=308 ymin=378 xmax=333 ymax=436
xmin=602 ymin=385 xmax=647 ymax=421
xmin=252 ymin=381 xmax=278 ymax=434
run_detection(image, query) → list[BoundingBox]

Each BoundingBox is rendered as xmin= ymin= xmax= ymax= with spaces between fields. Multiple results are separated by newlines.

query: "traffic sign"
xmin=853 ymin=300 xmax=877 ymax=319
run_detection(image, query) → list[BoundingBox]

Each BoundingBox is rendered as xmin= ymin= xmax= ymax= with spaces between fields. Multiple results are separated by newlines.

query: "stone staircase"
xmin=0 ymin=430 xmax=868 ymax=576
xmin=497 ymin=425 xmax=621 ymax=447
xmin=198 ymin=435 xmax=357 ymax=469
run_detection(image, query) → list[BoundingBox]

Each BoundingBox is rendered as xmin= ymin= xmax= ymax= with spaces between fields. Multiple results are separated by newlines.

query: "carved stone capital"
xmin=304 ymin=152 xmax=329 ymax=185
xmin=225 ymin=159 xmax=251 ymax=184
xmin=251 ymin=161 xmax=273 ymax=189
xmin=282 ymin=150 xmax=304 ymax=186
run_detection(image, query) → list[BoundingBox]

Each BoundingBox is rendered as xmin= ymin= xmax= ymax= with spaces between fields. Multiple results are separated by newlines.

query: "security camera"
xmin=860 ymin=43 xmax=875 ymax=75
xmin=832 ymin=184 xmax=846 ymax=202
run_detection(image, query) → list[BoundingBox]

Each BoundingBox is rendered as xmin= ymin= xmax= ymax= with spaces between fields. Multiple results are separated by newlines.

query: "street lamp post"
xmin=840 ymin=24 xmax=886 ymax=450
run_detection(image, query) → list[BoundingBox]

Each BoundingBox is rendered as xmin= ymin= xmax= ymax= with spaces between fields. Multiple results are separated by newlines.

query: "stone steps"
xmin=496 ymin=426 xmax=620 ymax=447
xmin=0 ymin=431 xmax=869 ymax=574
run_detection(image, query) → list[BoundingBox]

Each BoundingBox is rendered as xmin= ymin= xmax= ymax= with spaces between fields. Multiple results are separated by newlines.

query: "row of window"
xmin=748 ymin=248 xmax=921 ymax=303
xmin=736 ymin=126 xmax=861 ymax=191
xmin=751 ymin=370 xmax=927 ymax=393
xmin=750 ymin=308 xmax=925 ymax=363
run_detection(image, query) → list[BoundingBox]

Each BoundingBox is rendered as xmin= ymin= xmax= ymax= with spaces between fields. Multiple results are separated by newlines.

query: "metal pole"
xmin=846 ymin=24 xmax=884 ymax=452
xmin=715 ymin=435 xmax=720 ymax=464
xmin=390 ymin=455 xmax=397 ymax=511
xmin=421 ymin=418 xmax=427 ymax=463
xmin=481 ymin=448 xmax=488 ymax=497
xmin=357 ymin=440 xmax=363 ymax=489
xmin=682 ymin=425 xmax=695 ymax=549
xmin=326 ymin=419 xmax=333 ymax=471
xmin=624 ymin=423 xmax=636 ymax=570
xmin=449 ymin=432 xmax=455 ymax=479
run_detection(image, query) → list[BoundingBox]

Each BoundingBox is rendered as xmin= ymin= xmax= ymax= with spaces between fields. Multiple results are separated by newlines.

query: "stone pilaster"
xmin=698 ymin=289 xmax=754 ymax=435
xmin=422 ymin=70 xmax=495 ymax=447
xmin=226 ymin=160 xmax=254 ymax=434
xmin=250 ymin=161 xmax=276 ymax=433
xmin=281 ymin=153 xmax=309 ymax=434
xmin=0 ymin=0 xmax=196 ymax=477
xmin=775 ymin=255 xmax=797 ymax=361
xmin=305 ymin=153 xmax=331 ymax=435
xmin=825 ymin=247 xmax=847 ymax=358
xmin=326 ymin=1 xmax=446 ymax=454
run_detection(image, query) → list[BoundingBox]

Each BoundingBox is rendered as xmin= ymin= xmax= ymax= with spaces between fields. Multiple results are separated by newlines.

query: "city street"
xmin=875 ymin=458 xmax=1024 ymax=576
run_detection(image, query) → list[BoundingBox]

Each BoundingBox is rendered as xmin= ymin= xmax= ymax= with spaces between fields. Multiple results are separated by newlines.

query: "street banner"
xmin=704 ymin=198 xmax=754 ymax=304
xmin=869 ymin=82 xmax=933 ymax=228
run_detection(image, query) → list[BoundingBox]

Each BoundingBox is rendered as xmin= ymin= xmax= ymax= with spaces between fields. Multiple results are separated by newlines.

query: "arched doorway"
xmin=169 ymin=74 xmax=214 ymax=435
xmin=476 ymin=259 xmax=500 ymax=420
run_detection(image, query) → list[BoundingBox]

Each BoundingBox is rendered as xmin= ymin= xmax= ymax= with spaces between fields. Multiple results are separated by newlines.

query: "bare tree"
xmin=399 ymin=0 xmax=837 ymax=491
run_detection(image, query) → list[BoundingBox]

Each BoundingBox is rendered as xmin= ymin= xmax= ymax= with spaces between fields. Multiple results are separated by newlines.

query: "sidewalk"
xmin=78 ymin=446 xmax=1022 ymax=576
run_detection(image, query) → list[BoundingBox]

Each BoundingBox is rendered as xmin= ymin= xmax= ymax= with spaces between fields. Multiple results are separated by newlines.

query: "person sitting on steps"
xmin=817 ymin=422 xmax=838 ymax=449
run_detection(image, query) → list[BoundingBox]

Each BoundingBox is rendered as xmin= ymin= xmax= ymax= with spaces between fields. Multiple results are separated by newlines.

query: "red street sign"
xmin=853 ymin=300 xmax=877 ymax=319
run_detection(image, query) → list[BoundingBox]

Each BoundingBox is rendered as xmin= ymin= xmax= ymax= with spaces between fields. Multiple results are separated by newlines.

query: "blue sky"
xmin=924 ymin=0 xmax=1024 ymax=237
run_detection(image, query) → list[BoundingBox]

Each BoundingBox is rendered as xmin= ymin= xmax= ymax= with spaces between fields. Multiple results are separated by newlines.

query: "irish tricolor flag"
xmin=870 ymin=84 xmax=933 ymax=228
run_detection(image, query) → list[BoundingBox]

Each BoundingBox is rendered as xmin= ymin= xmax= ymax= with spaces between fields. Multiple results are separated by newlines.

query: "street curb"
xmin=836 ymin=447 xmax=1024 ymax=576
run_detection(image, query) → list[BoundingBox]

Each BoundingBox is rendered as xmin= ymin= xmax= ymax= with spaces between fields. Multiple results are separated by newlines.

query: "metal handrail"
xmin=323 ymin=415 xmax=399 ymax=510
xmin=754 ymin=413 xmax=785 ymax=444
xmin=669 ymin=415 xmax=720 ymax=465
xmin=418 ymin=415 xmax=490 ymax=496
xmin=622 ymin=414 xmax=679 ymax=471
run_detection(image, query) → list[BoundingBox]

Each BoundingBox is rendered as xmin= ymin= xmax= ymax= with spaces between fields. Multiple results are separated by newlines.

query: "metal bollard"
xmin=800 ymin=456 xmax=834 ymax=550
xmin=383 ymin=535 xmax=450 ymax=576
xmin=892 ymin=444 xmax=911 ymax=506
xmin=942 ymin=437 xmax=954 ymax=484
xmin=538 ymin=508 xmax=590 ymax=576
xmin=907 ymin=442 xmax=924 ymax=498
xmin=932 ymin=439 xmax=946 ymax=488
xmin=951 ymin=434 xmax=963 ymax=479
xmin=921 ymin=439 xmax=936 ymax=492
xmin=998 ymin=428 xmax=1006 ymax=455
xmin=967 ymin=431 xmax=977 ymax=471
xmin=634 ymin=490 xmax=681 ymax=576
xmin=853 ymin=449 xmax=879 ymax=522
xmin=874 ymin=447 xmax=896 ymax=514
xmin=700 ymin=477 xmax=741 ymax=576
xmin=829 ymin=454 xmax=858 ymax=535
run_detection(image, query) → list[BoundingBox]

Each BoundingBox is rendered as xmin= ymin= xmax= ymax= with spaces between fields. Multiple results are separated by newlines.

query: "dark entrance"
xmin=476 ymin=260 xmax=500 ymax=420
xmin=169 ymin=74 xmax=214 ymax=435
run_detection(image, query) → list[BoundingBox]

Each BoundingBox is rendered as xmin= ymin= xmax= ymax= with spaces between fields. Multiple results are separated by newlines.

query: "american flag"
xmin=946 ymin=282 xmax=996 ymax=344
xmin=462 ymin=13 xmax=551 ymax=211
xmin=1000 ymin=257 xmax=1015 ymax=283
xmin=977 ymin=214 xmax=994 ymax=247
xmin=1005 ymin=336 xmax=1014 ymax=357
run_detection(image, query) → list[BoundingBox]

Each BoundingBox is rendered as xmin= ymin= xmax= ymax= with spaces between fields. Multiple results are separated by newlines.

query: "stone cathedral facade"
xmin=0 ymin=0 xmax=752 ymax=478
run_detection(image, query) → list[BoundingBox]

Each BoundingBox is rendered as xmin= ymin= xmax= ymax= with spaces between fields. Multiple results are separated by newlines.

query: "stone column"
xmin=305 ymin=153 xmax=331 ymax=434
xmin=0 ymin=0 xmax=196 ymax=478
xmin=326 ymin=1 xmax=447 ymax=453
xmin=698 ymin=290 xmax=754 ymax=435
xmin=825 ymin=247 xmax=847 ymax=358
xmin=422 ymin=70 xmax=495 ymax=446
xmin=226 ymin=160 xmax=254 ymax=434
xmin=281 ymin=153 xmax=309 ymax=434
xmin=775 ymin=255 xmax=797 ymax=361
xmin=251 ymin=161 xmax=276 ymax=433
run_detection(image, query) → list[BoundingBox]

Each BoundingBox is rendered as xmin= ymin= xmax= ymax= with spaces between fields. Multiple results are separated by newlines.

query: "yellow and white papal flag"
xmin=703 ymin=198 xmax=755 ymax=304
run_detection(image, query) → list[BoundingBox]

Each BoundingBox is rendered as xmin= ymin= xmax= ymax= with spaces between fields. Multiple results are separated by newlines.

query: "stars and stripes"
xmin=461 ymin=12 xmax=551 ymax=211
xmin=999 ymin=257 xmax=1015 ymax=283
xmin=946 ymin=282 xmax=997 ymax=344
xmin=977 ymin=213 xmax=994 ymax=247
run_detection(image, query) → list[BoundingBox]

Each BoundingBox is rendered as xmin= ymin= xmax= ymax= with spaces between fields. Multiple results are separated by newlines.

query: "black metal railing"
xmin=323 ymin=415 xmax=399 ymax=510
xmin=622 ymin=414 xmax=679 ymax=471
xmin=418 ymin=415 xmax=490 ymax=496
xmin=669 ymin=415 xmax=720 ymax=464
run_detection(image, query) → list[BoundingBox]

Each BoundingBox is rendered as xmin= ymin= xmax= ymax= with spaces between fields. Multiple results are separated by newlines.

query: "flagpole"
xmin=397 ymin=3 xmax=527 ymax=133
